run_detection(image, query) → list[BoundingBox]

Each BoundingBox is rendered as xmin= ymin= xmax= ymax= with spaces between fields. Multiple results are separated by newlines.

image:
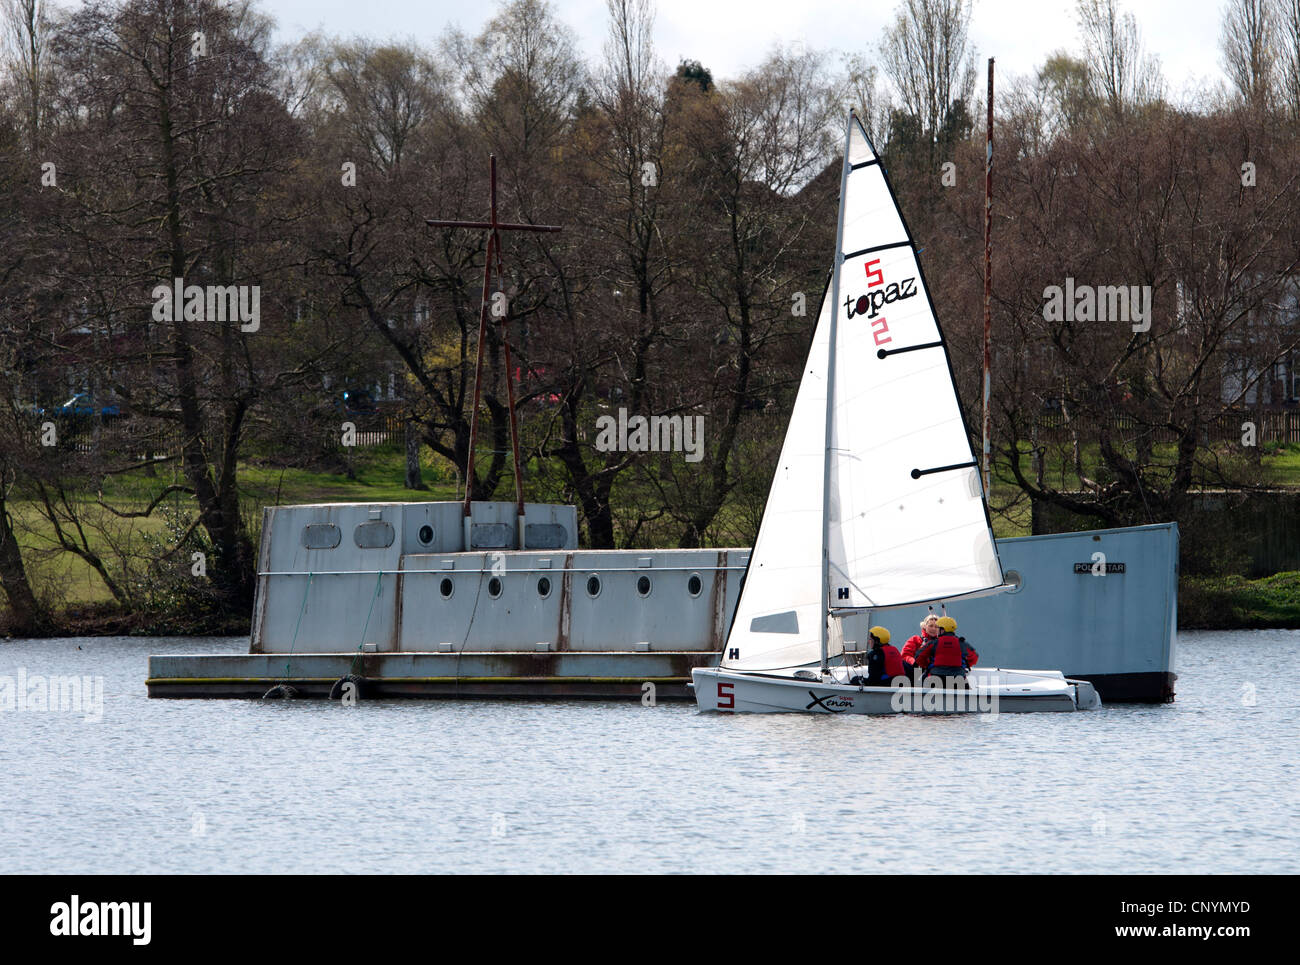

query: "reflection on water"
xmin=0 ymin=631 xmax=1297 ymax=873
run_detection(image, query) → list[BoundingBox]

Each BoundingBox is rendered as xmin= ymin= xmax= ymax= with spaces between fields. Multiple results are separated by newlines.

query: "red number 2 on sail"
xmin=872 ymin=318 xmax=891 ymax=346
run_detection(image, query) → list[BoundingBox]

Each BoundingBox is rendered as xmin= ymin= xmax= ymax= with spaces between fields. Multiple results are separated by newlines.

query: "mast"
xmin=425 ymin=155 xmax=562 ymax=550
xmin=820 ymin=113 xmax=854 ymax=674
xmin=982 ymin=58 xmax=994 ymax=496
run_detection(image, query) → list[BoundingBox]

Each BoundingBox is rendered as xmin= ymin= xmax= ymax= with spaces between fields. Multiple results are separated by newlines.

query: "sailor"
xmin=901 ymin=614 xmax=939 ymax=684
xmin=863 ymin=626 xmax=903 ymax=686
xmin=916 ymin=616 xmax=979 ymax=683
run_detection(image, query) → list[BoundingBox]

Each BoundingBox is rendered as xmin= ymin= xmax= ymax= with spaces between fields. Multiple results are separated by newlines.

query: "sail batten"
xmin=843 ymin=240 xmax=913 ymax=260
xmin=719 ymin=112 xmax=1005 ymax=672
xmin=831 ymin=581 xmax=1015 ymax=614
xmin=878 ymin=340 xmax=944 ymax=358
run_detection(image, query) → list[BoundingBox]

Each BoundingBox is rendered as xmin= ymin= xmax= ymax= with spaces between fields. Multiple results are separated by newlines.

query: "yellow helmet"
xmin=868 ymin=626 xmax=890 ymax=645
xmin=936 ymin=616 xmax=957 ymax=633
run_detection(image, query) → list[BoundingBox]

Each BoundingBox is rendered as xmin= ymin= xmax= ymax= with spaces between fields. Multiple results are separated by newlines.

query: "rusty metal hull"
xmin=147 ymin=500 xmax=1178 ymax=703
xmin=147 ymin=650 xmax=713 ymax=699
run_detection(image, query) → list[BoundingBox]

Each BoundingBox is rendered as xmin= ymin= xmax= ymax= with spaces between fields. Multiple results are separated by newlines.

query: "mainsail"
xmin=721 ymin=112 xmax=1005 ymax=673
xmin=826 ymin=116 xmax=1004 ymax=610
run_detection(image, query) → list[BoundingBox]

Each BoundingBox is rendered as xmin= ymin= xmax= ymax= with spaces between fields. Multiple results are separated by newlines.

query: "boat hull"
xmin=148 ymin=499 xmax=1174 ymax=703
xmin=692 ymin=666 xmax=1100 ymax=714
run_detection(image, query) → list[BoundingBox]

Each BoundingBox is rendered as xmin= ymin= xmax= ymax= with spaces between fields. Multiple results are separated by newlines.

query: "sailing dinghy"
xmin=692 ymin=112 xmax=1100 ymax=715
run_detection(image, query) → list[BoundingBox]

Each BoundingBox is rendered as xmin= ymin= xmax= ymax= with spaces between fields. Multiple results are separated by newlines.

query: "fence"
xmin=1034 ymin=490 xmax=1300 ymax=577
xmin=1026 ymin=409 xmax=1300 ymax=446
xmin=56 ymin=411 xmax=406 ymax=456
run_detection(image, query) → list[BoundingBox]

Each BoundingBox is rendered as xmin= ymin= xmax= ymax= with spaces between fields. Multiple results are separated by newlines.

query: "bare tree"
xmin=603 ymin=0 xmax=654 ymax=99
xmin=1037 ymin=52 xmax=1097 ymax=135
xmin=521 ymin=0 xmax=668 ymax=547
xmin=662 ymin=46 xmax=837 ymax=546
xmin=1277 ymin=0 xmax=1300 ymax=120
xmin=1220 ymin=0 xmax=1278 ymax=110
xmin=447 ymin=0 xmax=585 ymax=171
xmin=0 ymin=393 xmax=48 ymax=633
xmin=986 ymin=111 xmax=1300 ymax=539
xmin=879 ymin=0 xmax=975 ymax=158
xmin=321 ymin=41 xmax=448 ymax=173
xmin=1 ymin=0 xmax=51 ymax=150
xmin=0 ymin=88 xmax=61 ymax=632
xmin=42 ymin=0 xmax=303 ymax=610
xmin=841 ymin=52 xmax=891 ymax=148
xmin=1076 ymin=0 xmax=1163 ymax=118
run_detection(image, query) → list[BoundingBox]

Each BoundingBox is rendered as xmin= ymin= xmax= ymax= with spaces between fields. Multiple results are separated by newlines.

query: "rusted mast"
xmin=489 ymin=181 xmax=527 ymax=534
xmin=462 ymin=215 xmax=495 ymax=519
xmin=982 ymin=57 xmax=994 ymax=497
xmin=426 ymin=155 xmax=561 ymax=548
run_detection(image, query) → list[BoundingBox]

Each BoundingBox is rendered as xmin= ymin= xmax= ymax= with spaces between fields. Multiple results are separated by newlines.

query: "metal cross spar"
xmin=424 ymin=155 xmax=562 ymax=540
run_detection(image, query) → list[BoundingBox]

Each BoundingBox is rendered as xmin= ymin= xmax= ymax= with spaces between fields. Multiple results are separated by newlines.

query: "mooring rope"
xmin=348 ymin=569 xmax=385 ymax=676
xmin=264 ymin=571 xmax=314 ymax=699
xmin=282 ymin=571 xmax=314 ymax=681
xmin=325 ymin=569 xmax=386 ymax=701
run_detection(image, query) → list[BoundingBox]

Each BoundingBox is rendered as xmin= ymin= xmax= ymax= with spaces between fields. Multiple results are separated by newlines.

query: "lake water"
xmin=1 ymin=630 xmax=1297 ymax=874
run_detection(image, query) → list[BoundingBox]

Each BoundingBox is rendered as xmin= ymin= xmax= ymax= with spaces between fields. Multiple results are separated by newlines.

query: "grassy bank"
xmin=1178 ymin=571 xmax=1300 ymax=630
xmin=1 ymin=444 xmax=462 ymax=636
xmin=4 ymin=441 xmax=1300 ymax=635
xmin=19 ymin=571 xmax=1298 ymax=637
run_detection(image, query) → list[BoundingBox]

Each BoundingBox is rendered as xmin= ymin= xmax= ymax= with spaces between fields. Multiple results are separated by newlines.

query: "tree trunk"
xmin=405 ymin=418 xmax=425 ymax=490
xmin=0 ymin=494 xmax=46 ymax=635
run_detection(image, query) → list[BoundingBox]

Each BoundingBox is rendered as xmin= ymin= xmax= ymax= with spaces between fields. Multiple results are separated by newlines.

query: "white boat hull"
xmin=692 ymin=666 xmax=1101 ymax=714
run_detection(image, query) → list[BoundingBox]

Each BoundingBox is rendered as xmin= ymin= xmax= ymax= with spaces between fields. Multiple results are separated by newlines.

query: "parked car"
xmin=31 ymin=393 xmax=122 ymax=419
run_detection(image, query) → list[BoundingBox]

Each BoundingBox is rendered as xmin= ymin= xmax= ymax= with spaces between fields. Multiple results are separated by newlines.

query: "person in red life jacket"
xmin=901 ymin=614 xmax=939 ymax=684
xmin=863 ymin=626 xmax=903 ymax=686
xmin=916 ymin=616 xmax=979 ymax=684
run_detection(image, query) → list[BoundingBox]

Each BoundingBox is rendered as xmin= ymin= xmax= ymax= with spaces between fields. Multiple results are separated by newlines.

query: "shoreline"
xmin=4 ymin=596 xmax=1298 ymax=641
xmin=5 ymin=566 xmax=1298 ymax=639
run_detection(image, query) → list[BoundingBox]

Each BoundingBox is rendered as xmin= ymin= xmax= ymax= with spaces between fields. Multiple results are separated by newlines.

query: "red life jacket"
xmin=882 ymin=644 xmax=904 ymax=678
xmin=901 ymin=635 xmax=927 ymax=665
xmin=928 ymin=633 xmax=966 ymax=669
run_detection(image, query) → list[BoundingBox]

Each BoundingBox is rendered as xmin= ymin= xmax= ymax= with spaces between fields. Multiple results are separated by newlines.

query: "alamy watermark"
xmin=889 ymin=674 xmax=1000 ymax=714
xmin=151 ymin=277 xmax=260 ymax=332
xmin=0 ymin=668 xmax=104 ymax=721
xmin=1043 ymin=277 xmax=1152 ymax=332
xmin=594 ymin=408 xmax=704 ymax=463
xmin=50 ymin=895 xmax=150 ymax=945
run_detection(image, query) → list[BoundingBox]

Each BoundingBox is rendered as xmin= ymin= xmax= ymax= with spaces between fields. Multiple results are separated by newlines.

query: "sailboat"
xmin=692 ymin=112 xmax=1101 ymax=714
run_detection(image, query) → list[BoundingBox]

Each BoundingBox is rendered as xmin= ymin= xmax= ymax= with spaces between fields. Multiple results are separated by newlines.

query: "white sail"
xmin=720 ymin=112 xmax=1004 ymax=672
xmin=827 ymin=116 xmax=1004 ymax=609
xmin=721 ymin=284 xmax=836 ymax=671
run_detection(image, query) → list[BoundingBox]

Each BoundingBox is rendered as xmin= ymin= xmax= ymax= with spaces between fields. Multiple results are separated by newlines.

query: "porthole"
xmin=1004 ymin=569 xmax=1024 ymax=594
xmin=301 ymin=523 xmax=341 ymax=550
xmin=488 ymin=576 xmax=503 ymax=599
xmin=439 ymin=577 xmax=454 ymax=599
xmin=586 ymin=574 xmax=602 ymax=598
xmin=417 ymin=524 xmax=434 ymax=546
xmin=354 ymin=520 xmax=394 ymax=548
xmin=687 ymin=573 xmax=703 ymax=597
xmin=537 ymin=576 xmax=552 ymax=598
xmin=636 ymin=575 xmax=652 ymax=597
